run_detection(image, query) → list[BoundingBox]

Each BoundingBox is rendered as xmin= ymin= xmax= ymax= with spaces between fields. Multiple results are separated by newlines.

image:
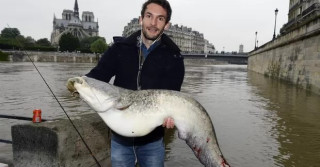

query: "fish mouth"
xmin=72 ymin=91 xmax=80 ymax=97
xmin=67 ymin=77 xmax=84 ymax=93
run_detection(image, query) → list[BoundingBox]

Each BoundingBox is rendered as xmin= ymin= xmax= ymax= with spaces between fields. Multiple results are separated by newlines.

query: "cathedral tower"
xmin=51 ymin=0 xmax=99 ymax=46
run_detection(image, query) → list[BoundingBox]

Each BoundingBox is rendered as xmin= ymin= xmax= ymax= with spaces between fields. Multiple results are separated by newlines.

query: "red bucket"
xmin=32 ymin=109 xmax=42 ymax=123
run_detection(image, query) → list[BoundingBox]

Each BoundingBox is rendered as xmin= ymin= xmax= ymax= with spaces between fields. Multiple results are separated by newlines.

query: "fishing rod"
xmin=6 ymin=25 xmax=102 ymax=167
xmin=0 ymin=114 xmax=48 ymax=122
xmin=0 ymin=139 xmax=12 ymax=144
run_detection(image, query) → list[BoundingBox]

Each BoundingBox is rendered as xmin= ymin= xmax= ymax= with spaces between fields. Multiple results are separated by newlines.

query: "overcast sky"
xmin=0 ymin=0 xmax=289 ymax=52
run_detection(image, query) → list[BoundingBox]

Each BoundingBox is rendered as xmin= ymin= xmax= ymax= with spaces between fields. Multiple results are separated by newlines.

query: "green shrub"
xmin=0 ymin=50 xmax=9 ymax=61
xmin=25 ymin=46 xmax=57 ymax=52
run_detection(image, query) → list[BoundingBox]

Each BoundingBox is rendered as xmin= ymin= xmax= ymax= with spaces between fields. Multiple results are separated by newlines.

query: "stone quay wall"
xmin=3 ymin=50 xmax=247 ymax=65
xmin=4 ymin=51 xmax=100 ymax=63
xmin=248 ymin=22 xmax=320 ymax=95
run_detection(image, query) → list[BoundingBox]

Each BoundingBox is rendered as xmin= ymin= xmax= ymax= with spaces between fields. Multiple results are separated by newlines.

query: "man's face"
xmin=140 ymin=3 xmax=169 ymax=41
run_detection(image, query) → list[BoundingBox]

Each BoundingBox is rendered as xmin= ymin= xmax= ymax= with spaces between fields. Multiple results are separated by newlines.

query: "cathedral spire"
xmin=74 ymin=0 xmax=79 ymax=18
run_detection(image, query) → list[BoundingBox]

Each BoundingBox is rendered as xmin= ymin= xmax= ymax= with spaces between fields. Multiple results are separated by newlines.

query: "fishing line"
xmin=7 ymin=25 xmax=102 ymax=167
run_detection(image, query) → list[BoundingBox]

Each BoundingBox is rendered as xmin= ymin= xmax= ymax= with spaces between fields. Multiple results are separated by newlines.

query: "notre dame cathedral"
xmin=50 ymin=0 xmax=99 ymax=46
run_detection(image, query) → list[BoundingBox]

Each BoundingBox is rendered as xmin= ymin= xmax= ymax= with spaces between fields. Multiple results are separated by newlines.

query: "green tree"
xmin=90 ymin=39 xmax=108 ymax=53
xmin=80 ymin=37 xmax=100 ymax=48
xmin=24 ymin=36 xmax=36 ymax=47
xmin=59 ymin=33 xmax=80 ymax=52
xmin=1 ymin=28 xmax=21 ymax=38
xmin=79 ymin=36 xmax=107 ymax=53
xmin=36 ymin=38 xmax=51 ymax=46
xmin=10 ymin=35 xmax=26 ymax=48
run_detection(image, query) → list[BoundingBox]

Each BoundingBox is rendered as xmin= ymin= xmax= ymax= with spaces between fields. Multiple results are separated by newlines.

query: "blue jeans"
xmin=111 ymin=134 xmax=165 ymax=167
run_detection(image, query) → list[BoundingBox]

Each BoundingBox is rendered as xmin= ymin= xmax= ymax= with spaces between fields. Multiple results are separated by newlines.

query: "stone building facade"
xmin=239 ymin=44 xmax=244 ymax=53
xmin=280 ymin=0 xmax=320 ymax=34
xmin=122 ymin=18 xmax=215 ymax=54
xmin=205 ymin=39 xmax=216 ymax=54
xmin=51 ymin=0 xmax=99 ymax=46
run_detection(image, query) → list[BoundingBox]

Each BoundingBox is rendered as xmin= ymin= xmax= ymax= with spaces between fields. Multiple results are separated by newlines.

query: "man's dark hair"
xmin=141 ymin=0 xmax=172 ymax=23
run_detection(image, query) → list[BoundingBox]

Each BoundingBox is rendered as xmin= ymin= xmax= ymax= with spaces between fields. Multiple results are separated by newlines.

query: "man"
xmin=86 ymin=0 xmax=184 ymax=166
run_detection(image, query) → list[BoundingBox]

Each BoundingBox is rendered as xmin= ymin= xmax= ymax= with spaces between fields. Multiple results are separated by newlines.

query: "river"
xmin=0 ymin=61 xmax=320 ymax=166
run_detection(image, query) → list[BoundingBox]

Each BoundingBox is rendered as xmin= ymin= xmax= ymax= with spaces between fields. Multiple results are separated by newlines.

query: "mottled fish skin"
xmin=67 ymin=76 xmax=230 ymax=167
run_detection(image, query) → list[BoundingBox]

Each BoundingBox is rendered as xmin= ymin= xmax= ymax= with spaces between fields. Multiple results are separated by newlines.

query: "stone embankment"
xmin=4 ymin=50 xmax=236 ymax=65
xmin=11 ymin=113 xmax=110 ymax=167
xmin=248 ymin=21 xmax=320 ymax=95
xmin=4 ymin=51 xmax=100 ymax=63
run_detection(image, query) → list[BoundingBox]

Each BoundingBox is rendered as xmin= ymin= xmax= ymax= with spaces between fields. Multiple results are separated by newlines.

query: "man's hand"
xmin=162 ymin=117 xmax=174 ymax=129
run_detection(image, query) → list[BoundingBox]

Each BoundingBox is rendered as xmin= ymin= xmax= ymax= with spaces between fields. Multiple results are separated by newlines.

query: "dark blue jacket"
xmin=86 ymin=30 xmax=185 ymax=143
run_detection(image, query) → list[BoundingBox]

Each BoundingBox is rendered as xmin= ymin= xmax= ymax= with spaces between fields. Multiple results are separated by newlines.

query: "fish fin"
xmin=114 ymin=98 xmax=133 ymax=110
xmin=115 ymin=102 xmax=133 ymax=110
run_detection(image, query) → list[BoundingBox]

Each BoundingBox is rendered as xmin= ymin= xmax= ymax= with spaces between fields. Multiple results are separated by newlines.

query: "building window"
xmin=299 ymin=6 xmax=302 ymax=15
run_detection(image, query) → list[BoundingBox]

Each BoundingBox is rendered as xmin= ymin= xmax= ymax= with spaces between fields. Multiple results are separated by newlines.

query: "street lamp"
xmin=255 ymin=31 xmax=258 ymax=49
xmin=273 ymin=8 xmax=279 ymax=40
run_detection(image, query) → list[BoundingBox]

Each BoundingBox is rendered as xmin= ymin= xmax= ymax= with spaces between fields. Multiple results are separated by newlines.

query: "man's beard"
xmin=142 ymin=26 xmax=164 ymax=41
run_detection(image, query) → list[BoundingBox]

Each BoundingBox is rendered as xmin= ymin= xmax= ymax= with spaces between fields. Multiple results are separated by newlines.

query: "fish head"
xmin=67 ymin=76 xmax=119 ymax=112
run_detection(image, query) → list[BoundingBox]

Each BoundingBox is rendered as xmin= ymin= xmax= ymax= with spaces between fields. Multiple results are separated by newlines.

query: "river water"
xmin=0 ymin=61 xmax=320 ymax=166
